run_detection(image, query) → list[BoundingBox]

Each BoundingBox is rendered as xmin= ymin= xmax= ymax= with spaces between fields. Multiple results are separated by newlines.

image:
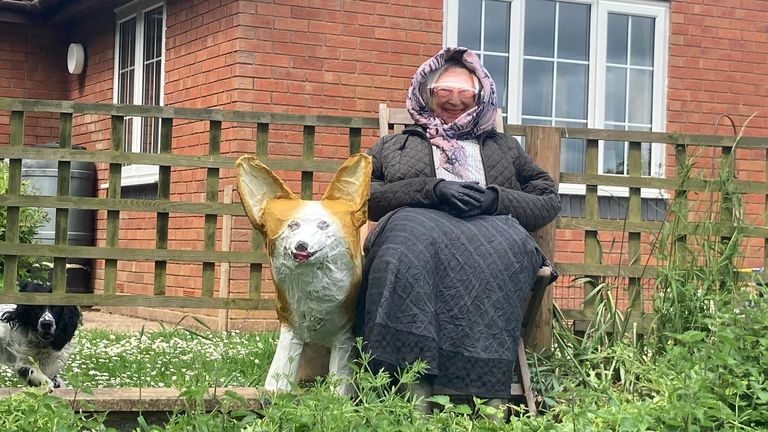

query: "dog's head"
xmin=237 ymin=153 xmax=372 ymax=264
xmin=1 ymin=281 xmax=81 ymax=351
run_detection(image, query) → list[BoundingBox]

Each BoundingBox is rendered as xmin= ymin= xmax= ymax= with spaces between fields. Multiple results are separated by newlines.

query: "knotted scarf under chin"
xmin=406 ymin=47 xmax=499 ymax=180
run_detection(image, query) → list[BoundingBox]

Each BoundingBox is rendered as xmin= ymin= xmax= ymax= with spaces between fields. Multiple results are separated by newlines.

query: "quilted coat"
xmin=367 ymin=125 xmax=562 ymax=232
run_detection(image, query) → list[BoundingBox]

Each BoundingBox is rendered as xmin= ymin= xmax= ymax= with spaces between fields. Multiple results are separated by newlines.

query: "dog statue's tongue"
xmin=293 ymin=251 xmax=312 ymax=262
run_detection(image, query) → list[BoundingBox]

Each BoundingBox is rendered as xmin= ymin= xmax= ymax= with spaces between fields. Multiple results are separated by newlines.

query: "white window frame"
xmin=445 ymin=0 xmax=668 ymax=199
xmin=113 ymin=0 xmax=166 ymax=187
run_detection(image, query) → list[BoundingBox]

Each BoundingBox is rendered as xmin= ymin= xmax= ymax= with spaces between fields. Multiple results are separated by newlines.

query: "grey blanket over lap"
xmin=355 ymin=207 xmax=543 ymax=397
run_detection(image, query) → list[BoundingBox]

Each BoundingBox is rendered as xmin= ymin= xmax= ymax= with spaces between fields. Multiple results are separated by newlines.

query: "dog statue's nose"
xmin=295 ymin=241 xmax=309 ymax=253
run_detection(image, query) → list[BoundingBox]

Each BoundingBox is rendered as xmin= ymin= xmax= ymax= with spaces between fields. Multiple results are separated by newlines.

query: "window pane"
xmin=556 ymin=120 xmax=587 ymax=173
xmin=124 ymin=118 xmax=134 ymax=152
xmin=118 ymin=18 xmax=136 ymax=112
xmin=641 ymin=142 xmax=652 ymax=176
xmin=118 ymin=70 xmax=134 ymax=104
xmin=522 ymin=59 xmax=553 ymax=117
xmin=143 ymin=7 xmax=162 ymax=61
xmin=524 ymin=0 xmax=555 ymax=57
xmin=142 ymin=6 xmax=163 ymax=154
xmin=628 ymin=69 xmax=652 ymax=125
xmin=458 ymin=0 xmax=482 ymax=50
xmin=557 ymin=2 xmax=590 ymax=61
xmin=555 ymin=120 xmax=587 ymax=129
xmin=119 ymin=18 xmax=136 ymax=71
xmin=143 ymin=61 xmax=161 ymax=105
xmin=628 ymin=125 xmax=653 ymax=176
xmin=605 ymin=66 xmax=627 ymax=123
xmin=484 ymin=1 xmax=510 ymax=52
xmin=484 ymin=54 xmax=508 ymax=112
xmin=142 ymin=117 xmax=159 ymax=153
xmin=603 ymin=140 xmax=625 ymax=174
xmin=607 ymin=13 xmax=628 ymax=64
xmin=555 ymin=62 xmax=587 ymax=120
xmin=630 ymin=16 xmax=654 ymax=67
xmin=522 ymin=117 xmax=552 ymax=126
xmin=144 ymin=7 xmax=163 ymax=64
xmin=561 ymin=138 xmax=585 ymax=173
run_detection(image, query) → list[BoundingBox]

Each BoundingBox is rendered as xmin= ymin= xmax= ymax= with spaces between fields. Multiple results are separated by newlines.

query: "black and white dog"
xmin=0 ymin=281 xmax=81 ymax=388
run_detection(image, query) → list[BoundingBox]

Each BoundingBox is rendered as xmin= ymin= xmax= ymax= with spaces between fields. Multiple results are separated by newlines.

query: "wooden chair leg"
xmin=516 ymin=336 xmax=538 ymax=415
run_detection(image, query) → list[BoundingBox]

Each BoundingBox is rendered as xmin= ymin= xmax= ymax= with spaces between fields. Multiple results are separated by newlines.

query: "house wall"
xmin=97 ymin=0 xmax=446 ymax=328
xmin=3 ymin=0 xmax=766 ymax=329
xmin=0 ymin=23 xmax=67 ymax=146
xmin=19 ymin=0 xmax=444 ymax=329
xmin=666 ymin=0 xmax=767 ymax=271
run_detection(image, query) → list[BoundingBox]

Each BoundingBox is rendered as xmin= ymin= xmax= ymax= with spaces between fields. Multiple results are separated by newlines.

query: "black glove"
xmin=434 ymin=181 xmax=486 ymax=214
xmin=458 ymin=187 xmax=499 ymax=218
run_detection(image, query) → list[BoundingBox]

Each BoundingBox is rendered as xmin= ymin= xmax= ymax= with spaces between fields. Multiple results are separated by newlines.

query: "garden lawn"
xmin=0 ymin=327 xmax=276 ymax=388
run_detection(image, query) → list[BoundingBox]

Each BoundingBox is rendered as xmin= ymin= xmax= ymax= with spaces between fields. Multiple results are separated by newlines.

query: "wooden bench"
xmin=376 ymin=103 xmax=557 ymax=414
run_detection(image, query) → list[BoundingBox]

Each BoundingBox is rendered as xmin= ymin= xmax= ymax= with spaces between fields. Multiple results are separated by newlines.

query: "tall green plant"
xmin=652 ymin=131 xmax=747 ymax=343
xmin=0 ymin=160 xmax=49 ymax=281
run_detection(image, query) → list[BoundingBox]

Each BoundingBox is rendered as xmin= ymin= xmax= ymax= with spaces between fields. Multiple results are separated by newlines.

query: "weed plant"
xmin=0 ymin=388 xmax=108 ymax=432
xmin=526 ymin=125 xmax=768 ymax=431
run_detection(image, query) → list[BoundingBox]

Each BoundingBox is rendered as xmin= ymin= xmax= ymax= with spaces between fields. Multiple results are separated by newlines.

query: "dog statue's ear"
xmin=237 ymin=156 xmax=298 ymax=232
xmin=321 ymin=153 xmax=372 ymax=228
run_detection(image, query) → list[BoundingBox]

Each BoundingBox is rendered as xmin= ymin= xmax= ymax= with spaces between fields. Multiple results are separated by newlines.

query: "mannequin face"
xmin=430 ymin=67 xmax=478 ymax=124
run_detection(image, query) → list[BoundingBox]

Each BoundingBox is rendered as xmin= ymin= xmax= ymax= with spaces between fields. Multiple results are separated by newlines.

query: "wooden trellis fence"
xmin=1 ymin=97 xmax=768 ymax=351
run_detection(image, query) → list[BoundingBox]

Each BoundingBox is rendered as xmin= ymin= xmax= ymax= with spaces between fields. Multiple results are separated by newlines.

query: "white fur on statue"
xmin=237 ymin=153 xmax=372 ymax=395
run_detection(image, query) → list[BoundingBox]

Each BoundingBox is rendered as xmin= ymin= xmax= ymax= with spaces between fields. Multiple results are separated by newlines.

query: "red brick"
xmin=309 ymin=0 xmax=341 ymax=10
xmin=255 ymin=3 xmax=291 ymax=18
xmin=272 ymin=93 xmax=308 ymax=107
xmin=291 ymin=7 xmax=326 ymax=21
xmin=325 ymin=34 xmax=358 ymax=49
xmin=325 ymin=60 xmax=358 ymax=73
xmin=273 ymin=42 xmax=308 ymax=56
xmin=290 ymin=57 xmax=323 ymax=70
xmin=275 ymin=17 xmax=309 ymax=32
xmin=309 ymin=21 xmax=342 ymax=35
xmin=290 ymin=31 xmax=325 ymax=46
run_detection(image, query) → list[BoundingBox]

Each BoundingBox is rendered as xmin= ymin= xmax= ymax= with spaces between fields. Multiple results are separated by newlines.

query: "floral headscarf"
xmin=406 ymin=47 xmax=499 ymax=180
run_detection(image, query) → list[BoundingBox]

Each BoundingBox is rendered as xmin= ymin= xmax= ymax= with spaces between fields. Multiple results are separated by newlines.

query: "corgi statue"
xmin=236 ymin=153 xmax=372 ymax=394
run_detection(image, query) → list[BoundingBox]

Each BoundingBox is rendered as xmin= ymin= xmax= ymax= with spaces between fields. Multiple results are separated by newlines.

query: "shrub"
xmin=0 ymin=160 xmax=49 ymax=281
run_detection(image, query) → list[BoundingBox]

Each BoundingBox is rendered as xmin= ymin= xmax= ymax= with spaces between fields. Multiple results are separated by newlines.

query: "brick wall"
xmin=229 ymin=0 xmax=443 ymax=156
xmin=230 ymin=0 xmax=442 ymax=117
xmin=0 ymin=23 xmax=67 ymax=146
xmin=667 ymin=0 xmax=768 ymax=270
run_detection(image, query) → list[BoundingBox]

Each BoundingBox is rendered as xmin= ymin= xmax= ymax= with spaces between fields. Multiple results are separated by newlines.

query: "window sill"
xmin=99 ymin=166 xmax=159 ymax=189
xmin=559 ymin=182 xmax=669 ymax=200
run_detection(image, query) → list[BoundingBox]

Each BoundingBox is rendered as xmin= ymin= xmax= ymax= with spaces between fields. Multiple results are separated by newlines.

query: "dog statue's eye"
xmin=317 ymin=220 xmax=329 ymax=231
xmin=287 ymin=221 xmax=300 ymax=231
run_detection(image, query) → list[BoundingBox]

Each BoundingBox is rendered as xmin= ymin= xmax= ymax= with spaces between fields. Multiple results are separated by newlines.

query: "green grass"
xmin=0 ymin=327 xmax=276 ymax=389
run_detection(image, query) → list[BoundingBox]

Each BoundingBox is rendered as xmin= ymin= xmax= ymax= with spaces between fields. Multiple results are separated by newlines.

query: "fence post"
xmin=523 ymin=126 xmax=561 ymax=354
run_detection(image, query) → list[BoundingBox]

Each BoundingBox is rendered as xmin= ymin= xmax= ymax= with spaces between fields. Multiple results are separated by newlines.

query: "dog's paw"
xmin=51 ymin=375 xmax=64 ymax=389
xmin=18 ymin=366 xmax=54 ymax=390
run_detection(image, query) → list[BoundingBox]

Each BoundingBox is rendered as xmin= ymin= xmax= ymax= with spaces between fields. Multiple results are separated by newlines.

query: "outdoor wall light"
xmin=67 ymin=43 xmax=85 ymax=74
